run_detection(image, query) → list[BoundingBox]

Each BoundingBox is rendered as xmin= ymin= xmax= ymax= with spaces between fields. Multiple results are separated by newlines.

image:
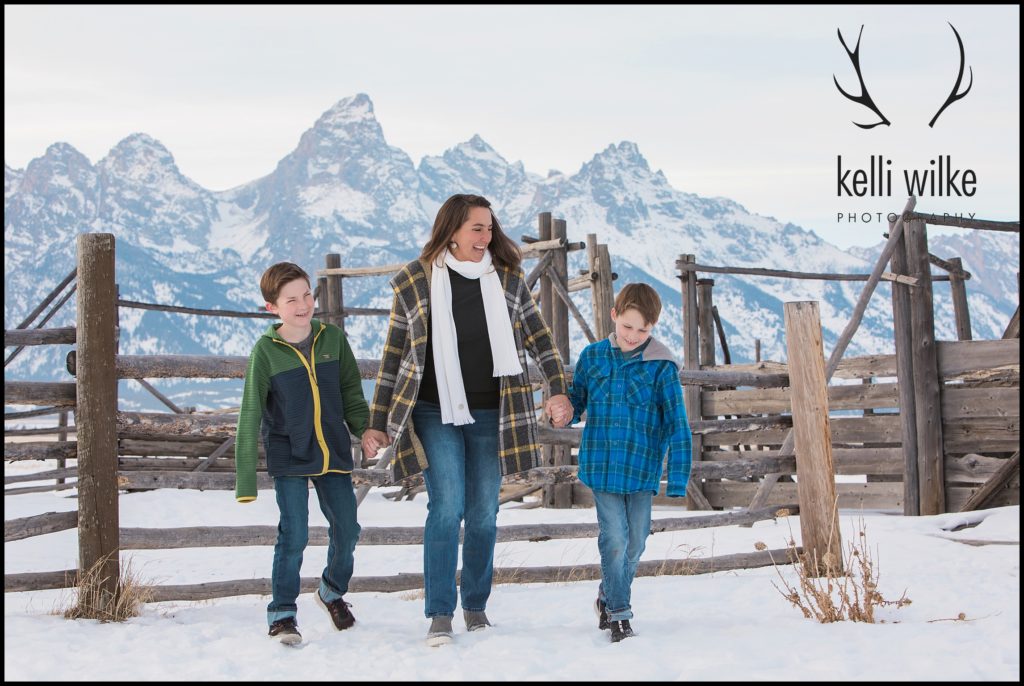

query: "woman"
xmin=362 ymin=194 xmax=573 ymax=647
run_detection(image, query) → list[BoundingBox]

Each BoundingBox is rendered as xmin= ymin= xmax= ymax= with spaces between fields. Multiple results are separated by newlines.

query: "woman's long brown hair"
xmin=420 ymin=194 xmax=521 ymax=271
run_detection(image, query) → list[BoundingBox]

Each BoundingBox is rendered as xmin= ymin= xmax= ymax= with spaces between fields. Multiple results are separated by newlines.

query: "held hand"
xmin=552 ymin=395 xmax=569 ymax=427
xmin=361 ymin=429 xmax=391 ymax=458
xmin=546 ymin=394 xmax=573 ymax=428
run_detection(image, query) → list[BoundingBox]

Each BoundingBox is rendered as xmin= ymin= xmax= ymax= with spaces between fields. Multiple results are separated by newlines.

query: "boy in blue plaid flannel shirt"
xmin=567 ymin=283 xmax=692 ymax=642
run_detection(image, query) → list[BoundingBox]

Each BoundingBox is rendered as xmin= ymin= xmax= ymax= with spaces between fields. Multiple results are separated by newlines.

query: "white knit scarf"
xmin=430 ymin=248 xmax=523 ymax=425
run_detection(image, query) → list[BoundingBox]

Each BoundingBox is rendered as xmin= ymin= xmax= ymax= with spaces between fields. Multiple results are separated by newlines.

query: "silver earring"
xmin=449 ymin=241 xmax=458 ymax=251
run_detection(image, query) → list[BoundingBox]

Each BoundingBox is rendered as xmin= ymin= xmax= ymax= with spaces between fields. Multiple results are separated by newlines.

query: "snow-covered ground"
xmin=4 ymin=460 xmax=1018 ymax=681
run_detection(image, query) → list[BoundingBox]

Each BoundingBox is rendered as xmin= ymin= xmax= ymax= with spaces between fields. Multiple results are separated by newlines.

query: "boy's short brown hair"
xmin=613 ymin=283 xmax=661 ymax=326
xmin=260 ymin=262 xmax=311 ymax=304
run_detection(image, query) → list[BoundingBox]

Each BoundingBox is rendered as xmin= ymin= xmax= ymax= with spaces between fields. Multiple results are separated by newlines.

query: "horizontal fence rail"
xmin=5 ymin=546 xmax=802 ymax=598
xmin=5 ymin=504 xmax=800 ymax=596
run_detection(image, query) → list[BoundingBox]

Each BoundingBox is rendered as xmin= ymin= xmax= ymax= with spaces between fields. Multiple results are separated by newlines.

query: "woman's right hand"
xmin=361 ymin=429 xmax=391 ymax=458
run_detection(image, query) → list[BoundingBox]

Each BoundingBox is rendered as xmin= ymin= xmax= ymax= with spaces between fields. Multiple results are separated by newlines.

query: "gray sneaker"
xmin=425 ymin=615 xmax=454 ymax=647
xmin=463 ymin=609 xmax=492 ymax=632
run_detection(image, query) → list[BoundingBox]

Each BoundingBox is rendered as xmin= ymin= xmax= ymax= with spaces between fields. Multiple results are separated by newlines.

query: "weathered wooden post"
xmin=324 ymin=253 xmax=344 ymax=332
xmin=586 ymin=234 xmax=614 ymax=339
xmin=317 ymin=275 xmax=328 ymax=317
xmin=697 ymin=279 xmax=716 ymax=367
xmin=539 ymin=213 xmax=554 ymax=333
xmin=711 ymin=305 xmax=732 ymax=365
xmin=678 ymin=254 xmax=711 ymax=509
xmin=56 ymin=410 xmax=69 ymax=486
xmin=545 ymin=218 xmax=573 ymax=508
xmin=905 ymin=219 xmax=946 ymax=514
xmin=755 ymin=338 xmax=761 ymax=362
xmin=550 ymin=219 xmax=570 ymax=362
xmin=889 ymin=219 xmax=920 ymax=516
xmin=948 ymin=257 xmax=972 ymax=341
xmin=536 ymin=214 xmax=558 ymax=506
xmin=538 ymin=217 xmax=553 ymax=446
xmin=783 ymin=301 xmax=843 ymax=577
xmin=75 ymin=233 xmax=120 ymax=610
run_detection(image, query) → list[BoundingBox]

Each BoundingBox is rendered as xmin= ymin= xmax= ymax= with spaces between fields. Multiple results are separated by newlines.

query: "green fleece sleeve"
xmin=235 ymin=344 xmax=268 ymax=502
xmin=338 ymin=332 xmax=369 ymax=438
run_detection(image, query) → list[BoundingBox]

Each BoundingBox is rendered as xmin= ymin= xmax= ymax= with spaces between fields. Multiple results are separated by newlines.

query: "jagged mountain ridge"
xmin=5 ymin=93 xmax=1019 ymax=410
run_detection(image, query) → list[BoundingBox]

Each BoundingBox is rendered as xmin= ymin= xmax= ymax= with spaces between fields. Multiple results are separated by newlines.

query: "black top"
xmin=418 ymin=269 xmax=501 ymax=409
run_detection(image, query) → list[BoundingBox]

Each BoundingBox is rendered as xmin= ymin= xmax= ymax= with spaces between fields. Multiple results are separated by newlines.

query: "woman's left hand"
xmin=545 ymin=394 xmax=573 ymax=428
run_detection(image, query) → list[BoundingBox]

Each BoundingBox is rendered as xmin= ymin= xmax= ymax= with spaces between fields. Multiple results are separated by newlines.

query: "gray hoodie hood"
xmin=608 ymin=333 xmax=679 ymax=367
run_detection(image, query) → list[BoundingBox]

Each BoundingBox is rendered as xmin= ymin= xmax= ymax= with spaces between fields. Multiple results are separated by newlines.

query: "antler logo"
xmin=834 ymin=23 xmax=973 ymax=129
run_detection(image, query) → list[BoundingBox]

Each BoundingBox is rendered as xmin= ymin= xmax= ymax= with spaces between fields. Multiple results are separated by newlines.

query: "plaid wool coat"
xmin=368 ymin=257 xmax=568 ymax=480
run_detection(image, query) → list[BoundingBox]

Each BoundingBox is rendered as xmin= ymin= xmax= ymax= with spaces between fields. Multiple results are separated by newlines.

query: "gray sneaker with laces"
xmin=463 ymin=609 xmax=492 ymax=632
xmin=425 ymin=615 xmax=454 ymax=647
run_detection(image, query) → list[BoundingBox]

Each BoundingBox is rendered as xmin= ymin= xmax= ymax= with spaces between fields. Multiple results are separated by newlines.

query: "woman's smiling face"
xmin=449 ymin=206 xmax=493 ymax=262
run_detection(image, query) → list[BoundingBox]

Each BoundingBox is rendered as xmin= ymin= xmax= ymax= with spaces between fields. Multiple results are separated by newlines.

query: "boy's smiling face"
xmin=611 ymin=306 xmax=654 ymax=352
xmin=267 ymin=276 xmax=314 ymax=340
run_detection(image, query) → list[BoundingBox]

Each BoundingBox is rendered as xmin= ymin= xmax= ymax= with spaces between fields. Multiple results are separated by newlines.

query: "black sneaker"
xmin=268 ymin=617 xmax=302 ymax=645
xmin=594 ymin=597 xmax=610 ymax=631
xmin=610 ymin=620 xmax=634 ymax=643
xmin=316 ymin=590 xmax=356 ymax=630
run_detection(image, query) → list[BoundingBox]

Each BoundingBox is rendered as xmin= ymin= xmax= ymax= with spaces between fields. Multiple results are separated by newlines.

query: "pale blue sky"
xmin=4 ymin=5 xmax=1019 ymax=248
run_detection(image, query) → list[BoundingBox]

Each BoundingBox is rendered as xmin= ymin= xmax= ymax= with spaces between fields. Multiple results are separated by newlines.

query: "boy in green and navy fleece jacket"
xmin=236 ymin=262 xmax=368 ymax=645
xmin=567 ymin=283 xmax=692 ymax=643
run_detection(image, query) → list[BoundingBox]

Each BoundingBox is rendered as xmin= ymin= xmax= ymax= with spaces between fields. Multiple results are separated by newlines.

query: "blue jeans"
xmin=412 ymin=401 xmax=502 ymax=619
xmin=593 ymin=490 xmax=653 ymax=622
xmin=267 ymin=472 xmax=360 ymax=625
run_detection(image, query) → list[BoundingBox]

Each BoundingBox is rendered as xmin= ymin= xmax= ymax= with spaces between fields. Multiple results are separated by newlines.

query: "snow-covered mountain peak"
xmin=99 ymin=133 xmax=193 ymax=189
xmin=104 ymin=133 xmax=174 ymax=166
xmin=307 ymin=93 xmax=387 ymax=147
xmin=16 ymin=142 xmax=96 ymax=196
xmin=586 ymin=141 xmax=650 ymax=172
xmin=33 ymin=141 xmax=94 ymax=174
xmin=41 ymin=141 xmax=90 ymax=163
xmin=458 ymin=134 xmax=503 ymax=159
xmin=446 ymin=135 xmax=512 ymax=170
xmin=572 ymin=141 xmax=674 ymax=198
xmin=418 ymin=134 xmax=531 ymax=208
xmin=320 ymin=93 xmax=375 ymax=125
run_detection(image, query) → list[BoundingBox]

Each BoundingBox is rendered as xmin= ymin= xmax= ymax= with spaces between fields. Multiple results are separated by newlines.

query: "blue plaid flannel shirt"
xmin=568 ymin=336 xmax=692 ymax=496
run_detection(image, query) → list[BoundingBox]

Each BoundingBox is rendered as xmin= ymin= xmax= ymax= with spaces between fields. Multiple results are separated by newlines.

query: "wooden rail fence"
xmin=5 ymin=202 xmax=1019 ymax=604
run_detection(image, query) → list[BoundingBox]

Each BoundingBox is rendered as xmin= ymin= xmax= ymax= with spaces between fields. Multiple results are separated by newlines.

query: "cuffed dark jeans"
xmin=267 ymin=472 xmax=360 ymax=625
xmin=593 ymin=489 xmax=653 ymax=622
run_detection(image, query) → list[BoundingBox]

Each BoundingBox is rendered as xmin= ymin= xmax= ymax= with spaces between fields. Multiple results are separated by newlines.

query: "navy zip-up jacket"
xmin=235 ymin=319 xmax=368 ymax=501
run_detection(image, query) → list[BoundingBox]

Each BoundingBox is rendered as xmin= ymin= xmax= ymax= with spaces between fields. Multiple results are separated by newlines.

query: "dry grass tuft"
xmin=764 ymin=517 xmax=911 ymax=624
xmin=54 ymin=554 xmax=153 ymax=622
xmin=658 ymin=542 xmax=706 ymax=576
xmin=399 ymin=589 xmax=425 ymax=601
